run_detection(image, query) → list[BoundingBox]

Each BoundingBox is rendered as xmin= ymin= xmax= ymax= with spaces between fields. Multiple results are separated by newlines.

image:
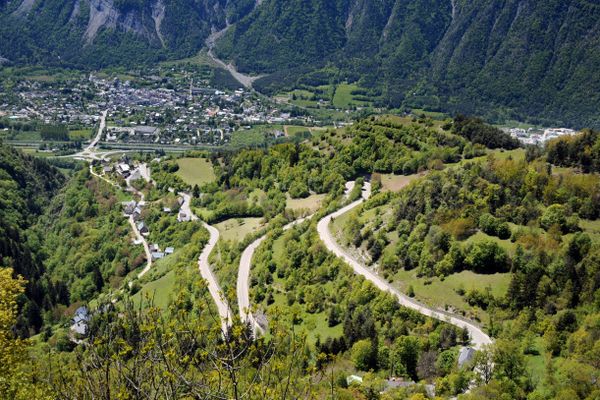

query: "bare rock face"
xmin=85 ymin=0 xmax=121 ymax=43
xmin=83 ymin=0 xmax=169 ymax=45
xmin=0 ymin=0 xmax=252 ymax=66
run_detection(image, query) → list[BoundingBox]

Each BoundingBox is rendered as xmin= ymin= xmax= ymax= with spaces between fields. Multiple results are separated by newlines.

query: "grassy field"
xmin=411 ymin=108 xmax=448 ymax=119
xmin=115 ymin=189 xmax=133 ymax=202
xmin=464 ymin=231 xmax=518 ymax=254
xmin=176 ymin=158 xmax=216 ymax=186
xmin=284 ymin=125 xmax=312 ymax=139
xmin=491 ymin=148 xmax=526 ymax=161
xmin=332 ymin=83 xmax=371 ymax=108
xmin=286 ymin=193 xmax=326 ymax=213
xmin=69 ymin=129 xmax=93 ymax=140
xmin=229 ymin=127 xmax=269 ymax=148
xmin=287 ymin=89 xmax=322 ymax=108
xmin=132 ymin=270 xmax=176 ymax=310
xmin=131 ymin=250 xmax=184 ymax=310
xmin=380 ymin=173 xmax=423 ymax=192
xmin=215 ymin=217 xmax=264 ymax=242
xmin=391 ymin=269 xmax=511 ymax=326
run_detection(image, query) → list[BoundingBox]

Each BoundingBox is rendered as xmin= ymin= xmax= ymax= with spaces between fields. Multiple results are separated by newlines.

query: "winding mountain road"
xmin=130 ymin=214 xmax=153 ymax=279
xmin=180 ymin=193 xmax=232 ymax=333
xmin=316 ymin=182 xmax=493 ymax=350
xmin=237 ymin=215 xmax=314 ymax=334
xmin=125 ymin=164 xmax=153 ymax=279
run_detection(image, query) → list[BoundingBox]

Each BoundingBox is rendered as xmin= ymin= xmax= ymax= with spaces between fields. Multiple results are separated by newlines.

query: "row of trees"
xmin=546 ymin=129 xmax=600 ymax=173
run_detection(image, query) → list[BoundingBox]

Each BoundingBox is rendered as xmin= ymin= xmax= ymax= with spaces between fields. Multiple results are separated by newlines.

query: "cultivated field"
xmin=176 ymin=157 xmax=216 ymax=186
xmin=215 ymin=217 xmax=264 ymax=242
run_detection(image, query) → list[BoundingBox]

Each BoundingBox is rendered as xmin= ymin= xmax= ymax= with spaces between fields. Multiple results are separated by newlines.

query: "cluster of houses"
xmin=3 ymin=79 xmax=101 ymax=127
xmin=2 ymin=64 xmax=319 ymax=150
xmin=506 ymin=126 xmax=578 ymax=146
xmin=123 ymin=195 xmax=189 ymax=261
xmin=150 ymin=243 xmax=175 ymax=261
xmin=345 ymin=346 xmax=476 ymax=397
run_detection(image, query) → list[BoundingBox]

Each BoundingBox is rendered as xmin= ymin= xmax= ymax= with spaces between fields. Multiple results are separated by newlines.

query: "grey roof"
xmin=134 ymin=126 xmax=158 ymax=134
xmin=458 ymin=347 xmax=476 ymax=368
xmin=71 ymin=306 xmax=90 ymax=335
xmin=71 ymin=320 xmax=87 ymax=335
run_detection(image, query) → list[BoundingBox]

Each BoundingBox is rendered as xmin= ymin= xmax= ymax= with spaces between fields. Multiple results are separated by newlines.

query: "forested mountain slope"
xmin=1 ymin=0 xmax=599 ymax=127
xmin=0 ymin=0 xmax=254 ymax=67
xmin=333 ymin=147 xmax=600 ymax=399
xmin=0 ymin=144 xmax=143 ymax=336
xmin=0 ymin=143 xmax=65 ymax=335
xmin=217 ymin=0 xmax=600 ymax=128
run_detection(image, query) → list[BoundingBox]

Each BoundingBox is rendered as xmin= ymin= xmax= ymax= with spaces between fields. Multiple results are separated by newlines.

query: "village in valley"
xmin=0 ymin=64 xmax=315 ymax=153
xmin=504 ymin=126 xmax=578 ymax=146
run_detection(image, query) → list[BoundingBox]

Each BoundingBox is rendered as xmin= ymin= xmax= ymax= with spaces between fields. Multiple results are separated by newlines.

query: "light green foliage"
xmin=352 ymin=339 xmax=376 ymax=371
xmin=175 ymin=157 xmax=216 ymax=187
xmin=42 ymin=170 xmax=144 ymax=304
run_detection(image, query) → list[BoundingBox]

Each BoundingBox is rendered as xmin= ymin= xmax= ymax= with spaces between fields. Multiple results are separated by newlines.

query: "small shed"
xmin=70 ymin=306 xmax=90 ymax=336
xmin=137 ymin=222 xmax=148 ymax=234
xmin=122 ymin=200 xmax=136 ymax=215
xmin=458 ymin=346 xmax=476 ymax=368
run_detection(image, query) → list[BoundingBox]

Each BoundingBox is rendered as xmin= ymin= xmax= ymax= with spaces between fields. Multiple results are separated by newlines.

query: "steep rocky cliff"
xmin=0 ymin=0 xmax=248 ymax=66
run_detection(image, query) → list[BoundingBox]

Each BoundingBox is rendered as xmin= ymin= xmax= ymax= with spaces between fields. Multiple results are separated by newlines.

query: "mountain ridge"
xmin=1 ymin=0 xmax=600 ymax=127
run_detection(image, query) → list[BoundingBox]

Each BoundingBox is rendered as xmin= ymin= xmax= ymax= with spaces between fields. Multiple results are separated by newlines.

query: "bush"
xmin=541 ymin=204 xmax=568 ymax=233
xmin=478 ymin=213 xmax=511 ymax=239
xmin=351 ymin=339 xmax=377 ymax=371
xmin=464 ymin=240 xmax=508 ymax=273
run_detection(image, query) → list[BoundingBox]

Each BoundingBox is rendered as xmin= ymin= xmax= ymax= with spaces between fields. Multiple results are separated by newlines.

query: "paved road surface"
xmin=86 ymin=110 xmax=107 ymax=152
xmin=237 ymin=215 xmax=314 ymax=335
xmin=180 ymin=193 xmax=232 ymax=333
xmin=316 ymin=182 xmax=493 ymax=350
xmin=129 ymin=215 xmax=153 ymax=279
xmin=63 ymin=110 xmax=108 ymax=161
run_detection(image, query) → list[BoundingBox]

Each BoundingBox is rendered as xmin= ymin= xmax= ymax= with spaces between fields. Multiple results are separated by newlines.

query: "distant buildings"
xmin=506 ymin=127 xmax=577 ymax=146
xmin=70 ymin=306 xmax=90 ymax=336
